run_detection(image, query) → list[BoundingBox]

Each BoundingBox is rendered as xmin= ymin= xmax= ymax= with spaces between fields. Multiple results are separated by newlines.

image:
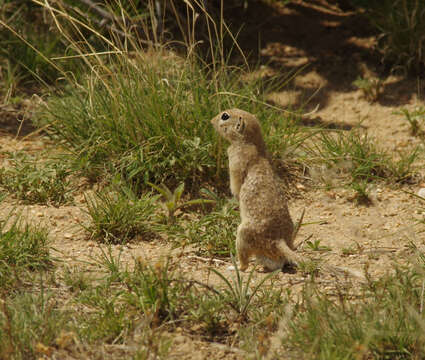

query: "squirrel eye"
xmin=221 ymin=112 xmax=230 ymax=121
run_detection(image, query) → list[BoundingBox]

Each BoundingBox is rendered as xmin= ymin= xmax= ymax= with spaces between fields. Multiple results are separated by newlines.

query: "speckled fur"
xmin=211 ymin=108 xmax=302 ymax=271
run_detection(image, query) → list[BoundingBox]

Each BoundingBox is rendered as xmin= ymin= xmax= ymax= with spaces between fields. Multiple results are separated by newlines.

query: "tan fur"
xmin=211 ymin=108 xmax=301 ymax=271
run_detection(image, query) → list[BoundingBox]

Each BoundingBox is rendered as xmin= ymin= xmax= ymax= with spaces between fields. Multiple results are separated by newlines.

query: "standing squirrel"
xmin=211 ymin=108 xmax=301 ymax=271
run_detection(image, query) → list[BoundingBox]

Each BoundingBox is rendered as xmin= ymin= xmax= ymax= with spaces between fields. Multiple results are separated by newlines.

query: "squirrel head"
xmin=211 ymin=108 xmax=266 ymax=153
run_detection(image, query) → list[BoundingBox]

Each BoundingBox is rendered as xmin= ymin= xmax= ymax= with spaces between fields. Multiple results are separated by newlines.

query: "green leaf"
xmin=173 ymin=183 xmax=185 ymax=204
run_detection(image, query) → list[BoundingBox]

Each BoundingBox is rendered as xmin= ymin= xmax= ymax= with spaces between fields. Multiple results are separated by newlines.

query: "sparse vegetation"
xmin=0 ymin=0 xmax=424 ymax=358
xmin=177 ymin=200 xmax=240 ymax=257
xmin=149 ymin=182 xmax=215 ymax=223
xmin=275 ymin=257 xmax=425 ymax=359
xmin=310 ymin=130 xmax=419 ymax=191
xmin=351 ymin=0 xmax=425 ymax=74
xmin=305 ymin=239 xmax=332 ymax=252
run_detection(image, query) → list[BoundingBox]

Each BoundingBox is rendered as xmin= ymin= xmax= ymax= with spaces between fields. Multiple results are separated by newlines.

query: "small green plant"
xmin=76 ymin=282 xmax=132 ymax=344
xmin=353 ymin=76 xmax=383 ymax=102
xmin=63 ymin=266 xmax=91 ymax=293
xmin=122 ymin=259 xmax=184 ymax=323
xmin=305 ymin=239 xmax=331 ymax=252
xmin=0 ymin=153 xmax=72 ymax=205
xmin=297 ymin=259 xmax=321 ymax=277
xmin=341 ymin=246 xmax=359 ymax=257
xmin=83 ymin=187 xmax=159 ymax=244
xmin=394 ymin=107 xmax=425 ymax=136
xmin=211 ymin=257 xmax=279 ymax=322
xmin=148 ymin=182 xmax=214 ymax=223
xmin=350 ymin=180 xmax=372 ymax=205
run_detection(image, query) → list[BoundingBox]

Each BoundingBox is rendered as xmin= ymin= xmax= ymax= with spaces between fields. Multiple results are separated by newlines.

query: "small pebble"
xmin=418 ymin=188 xmax=425 ymax=199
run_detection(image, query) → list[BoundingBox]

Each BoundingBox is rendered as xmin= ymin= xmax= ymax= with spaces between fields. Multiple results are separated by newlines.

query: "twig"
xmin=187 ymin=255 xmax=230 ymax=265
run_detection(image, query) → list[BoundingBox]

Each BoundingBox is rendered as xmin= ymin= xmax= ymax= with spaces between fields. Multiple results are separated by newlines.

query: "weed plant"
xmin=211 ymin=257 xmax=280 ymax=321
xmin=394 ymin=106 xmax=425 ymax=136
xmin=353 ymin=76 xmax=383 ymax=102
xmin=149 ymin=182 xmax=215 ymax=223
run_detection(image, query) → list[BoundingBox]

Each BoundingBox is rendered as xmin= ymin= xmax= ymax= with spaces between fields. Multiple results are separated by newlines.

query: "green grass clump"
xmin=0 ymin=217 xmax=51 ymax=289
xmin=312 ymin=130 xmax=418 ymax=189
xmin=0 ymin=153 xmax=72 ymax=206
xmin=83 ymin=186 xmax=159 ymax=244
xmin=38 ymin=48 xmax=307 ymax=194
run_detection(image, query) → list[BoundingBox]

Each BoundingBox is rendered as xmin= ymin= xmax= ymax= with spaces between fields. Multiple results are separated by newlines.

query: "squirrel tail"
xmin=276 ymin=241 xmax=365 ymax=280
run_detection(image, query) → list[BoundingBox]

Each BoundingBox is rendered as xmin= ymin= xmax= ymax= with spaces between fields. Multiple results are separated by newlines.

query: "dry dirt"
xmin=1 ymin=0 xmax=425 ymax=358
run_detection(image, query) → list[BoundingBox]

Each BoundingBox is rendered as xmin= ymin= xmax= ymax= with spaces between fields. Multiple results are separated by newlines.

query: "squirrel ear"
xmin=235 ymin=116 xmax=245 ymax=134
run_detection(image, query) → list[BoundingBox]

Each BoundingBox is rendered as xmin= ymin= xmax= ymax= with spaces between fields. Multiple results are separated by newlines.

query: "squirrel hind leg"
xmin=256 ymin=255 xmax=285 ymax=272
xmin=236 ymin=225 xmax=252 ymax=272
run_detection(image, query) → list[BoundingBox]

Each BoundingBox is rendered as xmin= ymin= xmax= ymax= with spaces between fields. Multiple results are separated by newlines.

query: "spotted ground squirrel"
xmin=211 ymin=108 xmax=301 ymax=271
xmin=211 ymin=109 xmax=364 ymax=280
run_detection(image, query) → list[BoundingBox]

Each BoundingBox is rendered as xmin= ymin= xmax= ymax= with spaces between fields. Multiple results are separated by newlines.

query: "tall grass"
xmin=0 ymin=1 xmax=79 ymax=100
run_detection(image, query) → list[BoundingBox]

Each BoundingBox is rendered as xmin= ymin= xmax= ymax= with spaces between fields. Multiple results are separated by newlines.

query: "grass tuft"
xmin=0 ymin=216 xmax=51 ymax=289
xmin=83 ymin=186 xmax=160 ymax=244
xmin=0 ymin=152 xmax=72 ymax=206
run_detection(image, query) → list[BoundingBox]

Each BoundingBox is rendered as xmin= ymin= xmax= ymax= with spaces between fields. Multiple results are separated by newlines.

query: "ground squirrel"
xmin=211 ymin=108 xmax=302 ymax=271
